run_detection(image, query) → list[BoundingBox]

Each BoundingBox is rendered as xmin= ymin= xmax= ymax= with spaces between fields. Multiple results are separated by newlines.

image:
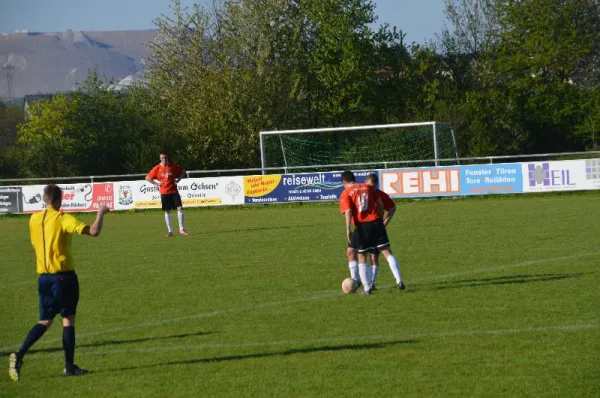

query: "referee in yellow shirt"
xmin=9 ymin=184 xmax=109 ymax=381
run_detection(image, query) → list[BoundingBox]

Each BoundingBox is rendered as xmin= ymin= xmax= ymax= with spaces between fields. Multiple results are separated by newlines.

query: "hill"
xmin=0 ymin=29 xmax=157 ymax=98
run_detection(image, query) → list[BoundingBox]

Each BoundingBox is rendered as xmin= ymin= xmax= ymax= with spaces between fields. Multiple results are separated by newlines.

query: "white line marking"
xmin=1 ymin=251 xmax=598 ymax=351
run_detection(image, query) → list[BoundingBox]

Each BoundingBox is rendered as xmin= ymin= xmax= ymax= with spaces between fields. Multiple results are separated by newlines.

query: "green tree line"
xmin=1 ymin=0 xmax=598 ymax=179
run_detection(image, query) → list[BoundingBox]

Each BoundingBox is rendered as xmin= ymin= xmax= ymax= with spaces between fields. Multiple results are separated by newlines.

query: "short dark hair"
xmin=341 ymin=171 xmax=355 ymax=183
xmin=366 ymin=173 xmax=378 ymax=185
xmin=43 ymin=184 xmax=62 ymax=203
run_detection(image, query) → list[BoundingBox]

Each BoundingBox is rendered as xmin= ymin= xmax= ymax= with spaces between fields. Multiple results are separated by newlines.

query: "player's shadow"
xmin=1 ymin=330 xmax=215 ymax=356
xmin=194 ymin=223 xmax=328 ymax=235
xmin=409 ymin=272 xmax=585 ymax=292
xmin=100 ymin=339 xmax=417 ymax=373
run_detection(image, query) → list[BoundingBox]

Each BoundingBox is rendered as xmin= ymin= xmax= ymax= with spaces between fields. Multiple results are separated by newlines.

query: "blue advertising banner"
xmin=379 ymin=163 xmax=523 ymax=198
xmin=243 ymin=170 xmax=376 ymax=204
xmin=460 ymin=163 xmax=523 ymax=195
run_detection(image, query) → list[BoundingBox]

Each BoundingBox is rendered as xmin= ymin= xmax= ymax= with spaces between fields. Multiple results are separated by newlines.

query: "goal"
xmin=259 ymin=122 xmax=460 ymax=173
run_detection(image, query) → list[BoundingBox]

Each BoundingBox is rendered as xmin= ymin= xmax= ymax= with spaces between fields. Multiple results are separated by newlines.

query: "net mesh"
xmin=262 ymin=123 xmax=458 ymax=171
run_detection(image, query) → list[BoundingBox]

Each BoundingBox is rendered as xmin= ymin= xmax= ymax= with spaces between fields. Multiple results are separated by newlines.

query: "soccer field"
xmin=1 ymin=193 xmax=599 ymax=397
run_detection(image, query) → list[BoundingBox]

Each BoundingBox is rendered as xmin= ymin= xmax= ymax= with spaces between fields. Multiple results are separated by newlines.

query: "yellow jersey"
xmin=29 ymin=208 xmax=87 ymax=274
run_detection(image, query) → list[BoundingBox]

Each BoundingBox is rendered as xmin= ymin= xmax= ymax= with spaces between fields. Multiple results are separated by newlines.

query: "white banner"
xmin=585 ymin=158 xmax=600 ymax=190
xmin=113 ymin=177 xmax=244 ymax=210
xmin=521 ymin=160 xmax=591 ymax=193
xmin=21 ymin=182 xmax=115 ymax=213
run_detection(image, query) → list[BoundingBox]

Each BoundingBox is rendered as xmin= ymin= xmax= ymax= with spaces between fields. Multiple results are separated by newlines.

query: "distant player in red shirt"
xmin=146 ymin=152 xmax=189 ymax=237
xmin=339 ymin=170 xmax=387 ymax=294
xmin=364 ymin=173 xmax=404 ymax=290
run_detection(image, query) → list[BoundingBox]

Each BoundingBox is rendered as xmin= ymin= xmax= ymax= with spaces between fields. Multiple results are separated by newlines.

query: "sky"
xmin=0 ymin=0 xmax=447 ymax=44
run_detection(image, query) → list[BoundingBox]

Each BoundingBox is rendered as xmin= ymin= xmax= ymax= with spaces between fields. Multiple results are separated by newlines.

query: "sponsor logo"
xmin=119 ymin=185 xmax=133 ymax=206
xmin=527 ymin=163 xmax=575 ymax=187
xmin=225 ymin=181 xmax=242 ymax=200
xmin=383 ymin=168 xmax=460 ymax=196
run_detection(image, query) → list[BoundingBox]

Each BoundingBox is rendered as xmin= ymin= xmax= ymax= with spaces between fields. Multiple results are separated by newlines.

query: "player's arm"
xmin=339 ymin=192 xmax=353 ymax=243
xmin=383 ymin=205 xmax=396 ymax=227
xmin=81 ymin=205 xmax=110 ymax=237
xmin=377 ymin=190 xmax=396 ymax=227
xmin=344 ymin=210 xmax=353 ymax=243
xmin=376 ymin=198 xmax=385 ymax=219
xmin=145 ymin=166 xmax=162 ymax=186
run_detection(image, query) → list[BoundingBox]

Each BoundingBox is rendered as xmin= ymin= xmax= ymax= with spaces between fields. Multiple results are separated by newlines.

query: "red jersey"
xmin=147 ymin=163 xmax=184 ymax=195
xmin=339 ymin=183 xmax=380 ymax=226
xmin=375 ymin=189 xmax=395 ymax=211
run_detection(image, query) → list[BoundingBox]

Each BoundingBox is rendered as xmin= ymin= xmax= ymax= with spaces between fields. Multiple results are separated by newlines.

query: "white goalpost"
xmin=259 ymin=121 xmax=460 ymax=174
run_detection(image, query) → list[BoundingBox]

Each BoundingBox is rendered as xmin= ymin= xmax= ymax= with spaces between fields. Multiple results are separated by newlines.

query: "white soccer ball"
xmin=342 ymin=277 xmax=359 ymax=294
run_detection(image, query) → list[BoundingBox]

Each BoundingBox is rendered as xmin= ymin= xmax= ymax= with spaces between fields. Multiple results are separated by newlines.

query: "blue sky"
xmin=0 ymin=0 xmax=447 ymax=44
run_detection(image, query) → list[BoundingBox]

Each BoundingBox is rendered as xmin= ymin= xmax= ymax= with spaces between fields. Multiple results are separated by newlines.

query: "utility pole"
xmin=2 ymin=65 xmax=16 ymax=100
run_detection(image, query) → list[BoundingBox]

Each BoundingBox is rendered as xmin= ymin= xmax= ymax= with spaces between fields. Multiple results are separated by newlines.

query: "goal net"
xmin=259 ymin=122 xmax=459 ymax=173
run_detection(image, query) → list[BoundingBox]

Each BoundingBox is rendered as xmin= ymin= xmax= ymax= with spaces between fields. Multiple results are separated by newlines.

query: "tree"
xmin=16 ymin=70 xmax=170 ymax=177
xmin=17 ymin=94 xmax=79 ymax=177
xmin=144 ymin=0 xmax=386 ymax=170
xmin=0 ymin=101 xmax=25 ymax=178
xmin=490 ymin=0 xmax=600 ymax=153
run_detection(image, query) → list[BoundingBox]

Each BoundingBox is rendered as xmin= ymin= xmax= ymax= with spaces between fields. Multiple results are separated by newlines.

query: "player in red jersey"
xmin=339 ymin=171 xmax=388 ymax=294
xmin=364 ymin=173 xmax=404 ymax=290
xmin=146 ymin=152 xmax=189 ymax=237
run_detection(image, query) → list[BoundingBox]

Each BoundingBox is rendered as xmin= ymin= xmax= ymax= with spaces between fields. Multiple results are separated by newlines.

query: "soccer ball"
xmin=341 ymin=277 xmax=359 ymax=294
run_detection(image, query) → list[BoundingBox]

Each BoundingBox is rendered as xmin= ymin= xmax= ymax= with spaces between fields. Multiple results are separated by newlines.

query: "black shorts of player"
xmin=347 ymin=241 xmax=381 ymax=255
xmin=38 ymin=271 xmax=79 ymax=320
xmin=161 ymin=191 xmax=183 ymax=211
xmin=350 ymin=219 xmax=390 ymax=254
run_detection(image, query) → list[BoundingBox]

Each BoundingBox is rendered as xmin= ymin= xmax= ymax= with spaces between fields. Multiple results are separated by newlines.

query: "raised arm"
xmin=81 ymin=205 xmax=110 ymax=237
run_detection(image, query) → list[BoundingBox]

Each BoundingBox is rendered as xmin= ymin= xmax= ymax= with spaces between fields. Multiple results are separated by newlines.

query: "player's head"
xmin=366 ymin=173 xmax=378 ymax=188
xmin=43 ymin=184 xmax=62 ymax=210
xmin=159 ymin=151 xmax=170 ymax=165
xmin=341 ymin=170 xmax=356 ymax=187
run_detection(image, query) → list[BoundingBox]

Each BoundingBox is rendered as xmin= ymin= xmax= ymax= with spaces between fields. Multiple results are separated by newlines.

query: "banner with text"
xmin=521 ymin=159 xmax=593 ymax=192
xmin=460 ymin=163 xmax=523 ymax=195
xmin=113 ymin=177 xmax=244 ymax=210
xmin=379 ymin=167 xmax=462 ymax=198
xmin=2 ymin=159 xmax=600 ymax=215
xmin=380 ymin=163 xmax=524 ymax=198
xmin=21 ymin=183 xmax=114 ymax=213
xmin=0 ymin=186 xmax=23 ymax=214
xmin=243 ymin=170 xmax=375 ymax=204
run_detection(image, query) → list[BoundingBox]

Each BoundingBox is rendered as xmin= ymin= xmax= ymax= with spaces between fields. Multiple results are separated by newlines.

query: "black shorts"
xmin=161 ymin=192 xmax=183 ymax=211
xmin=350 ymin=219 xmax=390 ymax=254
xmin=38 ymin=271 xmax=79 ymax=320
xmin=347 ymin=242 xmax=381 ymax=255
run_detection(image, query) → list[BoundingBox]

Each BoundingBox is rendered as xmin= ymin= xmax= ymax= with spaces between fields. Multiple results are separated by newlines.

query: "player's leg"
xmin=58 ymin=272 xmax=87 ymax=376
xmin=10 ymin=276 xmax=55 ymax=381
xmin=380 ymin=247 xmax=404 ymax=290
xmin=161 ymin=194 xmax=174 ymax=236
xmin=352 ymin=225 xmax=372 ymax=294
xmin=346 ymin=246 xmax=359 ymax=283
xmin=372 ymin=218 xmax=404 ymax=289
xmin=370 ymin=250 xmax=380 ymax=290
xmin=174 ymin=192 xmax=188 ymax=235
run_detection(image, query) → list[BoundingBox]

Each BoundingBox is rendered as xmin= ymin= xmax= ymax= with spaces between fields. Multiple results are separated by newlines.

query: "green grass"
xmin=1 ymin=194 xmax=599 ymax=397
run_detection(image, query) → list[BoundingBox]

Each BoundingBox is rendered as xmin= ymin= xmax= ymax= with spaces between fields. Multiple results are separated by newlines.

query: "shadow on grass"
xmin=407 ymin=272 xmax=585 ymax=293
xmin=0 ymin=330 xmax=215 ymax=356
xmin=99 ymin=339 xmax=418 ymax=373
xmin=193 ymin=223 xmax=329 ymax=235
